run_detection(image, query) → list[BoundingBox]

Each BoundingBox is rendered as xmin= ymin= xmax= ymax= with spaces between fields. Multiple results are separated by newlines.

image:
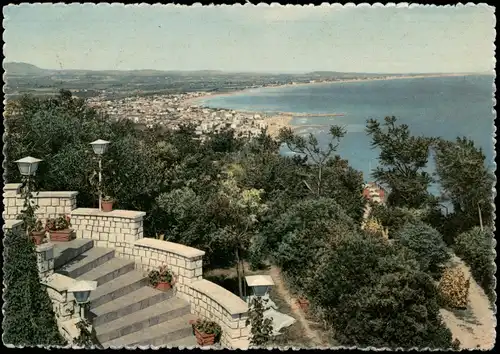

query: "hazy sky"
xmin=3 ymin=3 xmax=496 ymax=73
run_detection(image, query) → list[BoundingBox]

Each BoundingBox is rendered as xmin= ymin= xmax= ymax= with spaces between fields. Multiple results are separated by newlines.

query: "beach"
xmin=181 ymin=72 xmax=477 ymax=136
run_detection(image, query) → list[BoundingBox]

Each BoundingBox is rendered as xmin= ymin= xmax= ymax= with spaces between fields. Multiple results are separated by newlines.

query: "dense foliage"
xmin=394 ymin=222 xmax=451 ymax=278
xmin=366 ymin=116 xmax=437 ymax=209
xmin=453 ymin=227 xmax=495 ymax=301
xmin=434 ymin=137 xmax=495 ymax=237
xmin=5 ymin=90 xmax=492 ymax=349
xmin=3 ymin=229 xmax=66 ymax=346
xmin=246 ymin=297 xmax=274 ymax=347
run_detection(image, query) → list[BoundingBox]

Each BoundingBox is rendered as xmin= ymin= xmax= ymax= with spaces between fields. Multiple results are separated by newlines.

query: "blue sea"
xmin=197 ymin=75 xmax=496 ymax=196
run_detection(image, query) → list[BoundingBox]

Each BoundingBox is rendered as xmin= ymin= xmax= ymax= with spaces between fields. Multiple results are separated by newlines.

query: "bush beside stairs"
xmin=53 ymin=239 xmax=198 ymax=348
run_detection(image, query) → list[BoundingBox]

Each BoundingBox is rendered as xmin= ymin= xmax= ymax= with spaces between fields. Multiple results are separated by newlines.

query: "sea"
xmin=196 ymin=75 xmax=496 ymax=196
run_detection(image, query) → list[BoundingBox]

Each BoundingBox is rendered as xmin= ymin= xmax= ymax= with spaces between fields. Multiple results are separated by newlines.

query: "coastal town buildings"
xmin=86 ymin=92 xmax=273 ymax=138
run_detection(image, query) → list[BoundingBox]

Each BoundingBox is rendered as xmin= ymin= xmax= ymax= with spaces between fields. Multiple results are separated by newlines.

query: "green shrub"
xmin=453 ymin=227 xmax=495 ymax=300
xmin=333 ymin=270 xmax=454 ymax=349
xmin=2 ymin=229 xmax=66 ymax=347
xmin=395 ymin=222 xmax=450 ymax=278
xmin=311 ymin=235 xmax=454 ymax=349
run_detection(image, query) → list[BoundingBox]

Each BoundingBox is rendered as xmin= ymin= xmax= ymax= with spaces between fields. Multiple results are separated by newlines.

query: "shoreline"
xmin=181 ymin=73 xmax=475 ymax=136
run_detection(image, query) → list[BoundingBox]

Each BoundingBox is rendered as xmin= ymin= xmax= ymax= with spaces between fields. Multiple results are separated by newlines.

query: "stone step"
xmin=90 ymin=270 xmax=149 ymax=309
xmin=166 ymin=334 xmax=199 ymax=349
xmin=75 ymin=257 xmax=135 ymax=286
xmin=91 ymin=286 xmax=175 ymax=327
xmin=102 ymin=313 xmax=196 ymax=348
xmin=52 ymin=238 xmax=94 ymax=269
xmin=56 ymin=247 xmax=115 ymax=278
xmin=95 ymin=297 xmax=191 ymax=344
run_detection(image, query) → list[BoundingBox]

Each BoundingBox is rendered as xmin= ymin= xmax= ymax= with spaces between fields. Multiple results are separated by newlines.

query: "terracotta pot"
xmin=101 ymin=200 xmax=114 ymax=212
xmin=194 ymin=328 xmax=216 ymax=346
xmin=155 ymin=282 xmax=172 ymax=291
xmin=50 ymin=229 xmax=74 ymax=242
xmin=31 ymin=231 xmax=45 ymax=245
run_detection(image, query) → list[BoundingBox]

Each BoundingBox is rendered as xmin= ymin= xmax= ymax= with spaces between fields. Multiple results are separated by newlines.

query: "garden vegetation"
xmin=4 ymin=90 xmax=494 ymax=349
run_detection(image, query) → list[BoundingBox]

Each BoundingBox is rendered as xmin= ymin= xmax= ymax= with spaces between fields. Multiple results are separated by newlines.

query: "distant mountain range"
xmin=4 ymin=62 xmax=449 ymax=78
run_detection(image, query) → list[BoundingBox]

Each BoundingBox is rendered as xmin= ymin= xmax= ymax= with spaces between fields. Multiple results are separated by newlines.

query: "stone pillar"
xmin=36 ymin=243 xmax=55 ymax=280
xmin=42 ymin=273 xmax=82 ymax=343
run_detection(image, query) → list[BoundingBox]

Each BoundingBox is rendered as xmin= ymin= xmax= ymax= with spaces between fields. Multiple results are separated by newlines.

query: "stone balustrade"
xmin=3 ymin=183 xmax=78 ymax=221
xmin=70 ymin=208 xmax=145 ymax=258
xmin=189 ymin=279 xmax=250 ymax=348
xmin=132 ymin=238 xmax=205 ymax=293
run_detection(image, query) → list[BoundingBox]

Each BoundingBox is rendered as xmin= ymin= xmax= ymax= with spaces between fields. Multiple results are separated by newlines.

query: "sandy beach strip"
xmin=181 ymin=72 xmax=475 ymax=138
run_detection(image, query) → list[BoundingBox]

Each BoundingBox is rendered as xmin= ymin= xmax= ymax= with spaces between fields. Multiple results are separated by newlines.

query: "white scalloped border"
xmin=2 ymin=2 xmax=497 ymax=351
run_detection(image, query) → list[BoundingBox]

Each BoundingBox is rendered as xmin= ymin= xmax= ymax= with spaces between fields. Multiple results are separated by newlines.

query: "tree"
xmin=333 ymin=270 xmax=455 ymax=349
xmin=278 ymin=125 xmax=346 ymax=197
xmin=453 ymin=227 xmax=495 ymax=301
xmin=366 ymin=116 xmax=436 ymax=209
xmin=208 ymin=168 xmax=268 ymax=297
xmin=394 ymin=222 xmax=451 ymax=278
xmin=433 ymin=137 xmax=494 ymax=234
xmin=311 ymin=235 xmax=454 ymax=349
xmin=246 ymin=297 xmax=274 ymax=347
xmin=3 ymin=229 xmax=66 ymax=346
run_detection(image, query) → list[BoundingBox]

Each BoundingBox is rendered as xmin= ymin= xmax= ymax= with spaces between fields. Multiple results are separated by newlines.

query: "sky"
xmin=3 ymin=3 xmax=496 ymax=74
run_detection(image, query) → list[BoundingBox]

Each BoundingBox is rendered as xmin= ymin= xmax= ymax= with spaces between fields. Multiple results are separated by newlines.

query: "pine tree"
xmin=2 ymin=228 xmax=66 ymax=347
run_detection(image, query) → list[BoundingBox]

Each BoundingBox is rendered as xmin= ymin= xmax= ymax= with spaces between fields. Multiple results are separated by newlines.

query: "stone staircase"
xmin=53 ymin=239 xmax=198 ymax=348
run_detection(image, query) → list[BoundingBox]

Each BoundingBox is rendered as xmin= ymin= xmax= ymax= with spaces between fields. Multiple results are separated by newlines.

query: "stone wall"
xmin=132 ymin=238 xmax=204 ymax=294
xmin=3 ymin=183 xmax=78 ymax=221
xmin=189 ymin=280 xmax=250 ymax=348
xmin=70 ymin=208 xmax=145 ymax=258
xmin=3 ymin=219 xmax=24 ymax=234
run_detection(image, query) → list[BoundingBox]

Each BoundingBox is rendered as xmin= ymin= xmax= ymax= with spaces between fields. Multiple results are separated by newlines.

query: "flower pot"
xmin=101 ymin=200 xmax=114 ymax=212
xmin=49 ymin=229 xmax=74 ymax=242
xmin=194 ymin=328 xmax=216 ymax=346
xmin=155 ymin=282 xmax=172 ymax=291
xmin=31 ymin=231 xmax=45 ymax=245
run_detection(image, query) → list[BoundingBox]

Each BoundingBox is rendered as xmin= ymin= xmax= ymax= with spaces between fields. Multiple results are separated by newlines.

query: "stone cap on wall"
xmin=71 ymin=208 xmax=146 ymax=220
xmin=3 ymin=183 xmax=22 ymax=193
xmin=134 ymin=238 xmax=205 ymax=259
xmin=3 ymin=183 xmax=78 ymax=198
xmin=190 ymin=279 xmax=248 ymax=315
xmin=34 ymin=191 xmax=79 ymax=198
xmin=3 ymin=219 xmax=23 ymax=231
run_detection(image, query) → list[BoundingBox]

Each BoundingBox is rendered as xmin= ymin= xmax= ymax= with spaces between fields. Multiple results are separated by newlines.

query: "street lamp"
xmin=68 ymin=280 xmax=98 ymax=319
xmin=90 ymin=139 xmax=110 ymax=211
xmin=245 ymin=275 xmax=275 ymax=298
xmin=15 ymin=157 xmax=43 ymax=238
xmin=15 ymin=156 xmax=42 ymax=176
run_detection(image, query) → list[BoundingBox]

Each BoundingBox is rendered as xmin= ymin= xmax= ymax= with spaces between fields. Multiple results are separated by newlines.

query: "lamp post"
xmin=90 ymin=139 xmax=110 ymax=211
xmin=245 ymin=275 xmax=275 ymax=302
xmin=15 ymin=156 xmax=43 ymax=177
xmin=15 ymin=156 xmax=42 ymax=238
xmin=68 ymin=280 xmax=98 ymax=319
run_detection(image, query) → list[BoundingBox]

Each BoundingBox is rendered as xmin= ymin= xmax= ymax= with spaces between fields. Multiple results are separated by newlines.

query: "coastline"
xmin=181 ymin=72 xmax=476 ymax=138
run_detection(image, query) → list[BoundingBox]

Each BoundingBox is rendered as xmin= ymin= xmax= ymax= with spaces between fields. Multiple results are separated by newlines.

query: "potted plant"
xmin=31 ymin=219 xmax=46 ymax=245
xmin=191 ymin=319 xmax=222 ymax=346
xmin=101 ymin=195 xmax=114 ymax=212
xmin=47 ymin=215 xmax=74 ymax=242
xmin=148 ymin=265 xmax=174 ymax=291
